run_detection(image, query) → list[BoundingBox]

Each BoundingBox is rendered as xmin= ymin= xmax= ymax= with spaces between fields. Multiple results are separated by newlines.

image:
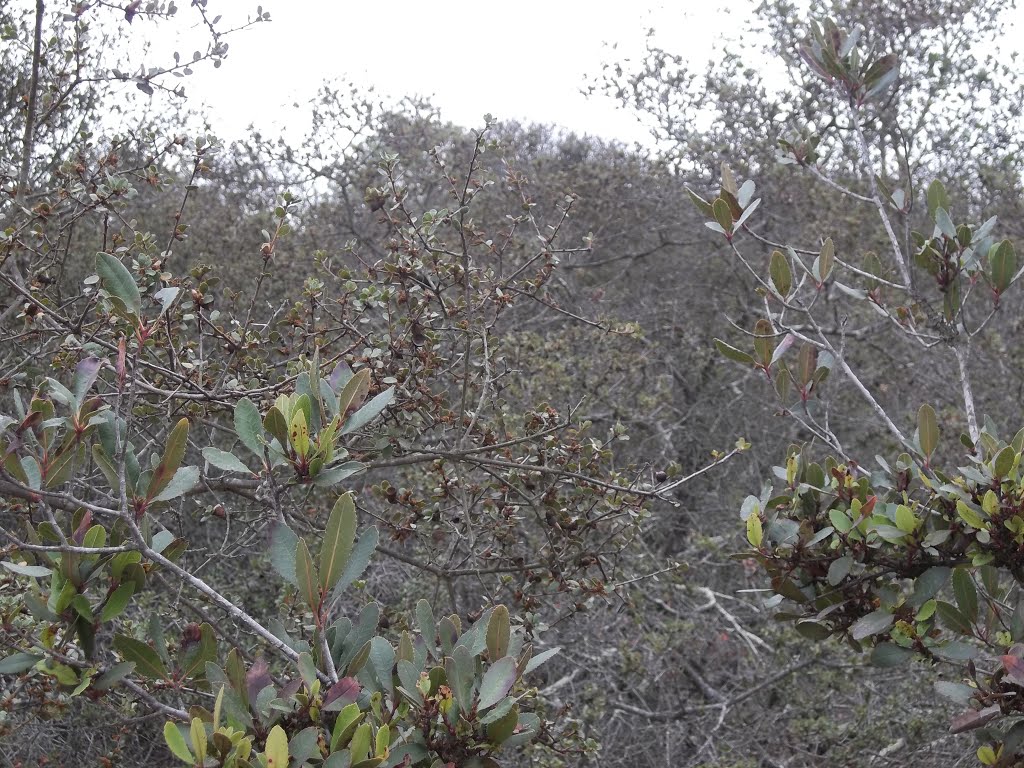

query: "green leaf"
xmin=332 ymin=526 xmax=379 ymax=596
xmin=994 ymin=446 xmax=1017 ymax=478
xmin=270 ymin=521 xmax=300 ymax=587
xmin=202 ymin=447 xmax=252 ymax=474
xmin=146 ymin=417 xmax=190 ymax=500
xmin=313 ymin=461 xmax=364 ymax=487
xmin=769 ymin=250 xmax=792 ymax=297
xmin=113 ymin=634 xmax=169 ymax=680
xmin=349 ymin=723 xmax=372 ymax=763
xmin=151 ymin=465 xmax=199 ymax=502
xmin=486 ymin=605 xmax=510 ymax=660
xmin=342 ymin=387 xmax=395 ymax=435
xmin=263 ymin=405 xmax=289 ymax=448
xmin=289 ymin=407 xmax=310 ymax=458
xmin=815 ymin=238 xmax=834 ymax=283
xmin=870 ymin=643 xmax=913 ymax=668
xmin=96 ymin=252 xmax=142 ymax=319
xmin=936 ymin=600 xmax=974 ymax=635
xmin=0 ymin=652 xmax=42 ymax=674
xmin=685 ymin=187 xmax=714 ymax=217
xmin=320 ymin=493 xmax=357 ymax=591
xmin=163 ymin=722 xmax=194 ymax=764
xmin=264 ymin=724 xmax=289 ymax=768
xmin=935 ymin=207 xmax=957 ymax=239
xmin=711 ymin=198 xmax=733 ymax=234
xmin=918 ymin=404 xmax=938 ymax=459
xmin=1 ymin=561 xmax=52 ymax=578
xmin=486 ymin=702 xmax=520 ymax=745
xmin=416 ymin=599 xmax=436 ymax=651
xmin=72 ymin=357 xmax=103 ymax=405
xmin=233 ymin=397 xmax=264 ymax=456
xmin=849 ymin=609 xmax=893 ymax=641
xmin=952 ymin=569 xmax=978 ymax=623
xmin=101 ymin=583 xmax=135 ymax=622
xmin=295 ymin=537 xmax=320 ymax=613
xmin=926 ymin=181 xmax=949 ymax=220
xmin=478 ymin=657 xmax=517 ymax=710
xmin=523 ymin=646 xmax=560 ymax=674
xmin=990 ymin=239 xmax=1017 ymax=295
xmin=92 ymin=661 xmax=135 ymax=690
xmin=714 ymin=339 xmax=754 ymax=366
xmin=746 ymin=513 xmax=763 ymax=548
xmin=337 ymin=368 xmax=371 ymax=419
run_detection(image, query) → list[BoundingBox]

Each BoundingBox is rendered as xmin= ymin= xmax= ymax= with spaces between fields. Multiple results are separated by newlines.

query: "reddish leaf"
xmin=949 ymin=704 xmax=1001 ymax=734
xmin=324 ymin=677 xmax=361 ymax=709
xmin=1003 ymin=654 xmax=1024 ymax=686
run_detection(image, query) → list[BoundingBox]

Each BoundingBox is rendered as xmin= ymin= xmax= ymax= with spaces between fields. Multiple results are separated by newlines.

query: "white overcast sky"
xmin=165 ymin=0 xmax=753 ymax=146
xmin=143 ymin=0 xmax=1024 ymax=146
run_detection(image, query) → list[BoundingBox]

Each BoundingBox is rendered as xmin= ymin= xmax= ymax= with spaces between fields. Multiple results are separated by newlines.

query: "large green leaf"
xmin=478 ymin=656 xmax=517 ymax=710
xmin=918 ymin=403 xmax=939 ymax=459
xmin=96 ymin=252 xmax=142 ymax=319
xmin=113 ymin=634 xmax=169 ymax=680
xmin=270 ymin=521 xmax=299 ymax=587
xmin=295 ymin=537 xmax=320 ymax=614
xmin=332 ymin=526 xmax=379 ymax=597
xmin=202 ymin=447 xmax=252 ymax=475
xmin=264 ymin=724 xmax=289 ymax=768
xmin=320 ymin=493 xmax=357 ymax=591
xmin=990 ymin=239 xmax=1016 ymax=294
xmin=486 ymin=605 xmax=510 ymax=660
xmin=163 ymin=722 xmax=194 ymax=764
xmin=151 ymin=465 xmax=200 ymax=502
xmin=0 ymin=652 xmax=42 ymax=674
xmin=337 ymin=368 xmax=371 ymax=419
xmin=342 ymin=386 xmax=395 ymax=435
xmin=233 ymin=397 xmax=264 ymax=456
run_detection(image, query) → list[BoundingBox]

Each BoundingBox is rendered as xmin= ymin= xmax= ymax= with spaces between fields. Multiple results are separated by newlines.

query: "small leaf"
xmin=320 ymin=493 xmax=357 ymax=591
xmin=918 ymin=404 xmax=938 ymax=459
xmin=96 ymin=252 xmax=142 ymax=319
xmin=927 ymin=180 xmax=950 ymax=221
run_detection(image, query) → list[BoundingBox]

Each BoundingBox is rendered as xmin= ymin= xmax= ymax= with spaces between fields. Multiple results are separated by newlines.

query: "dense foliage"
xmin=4 ymin=1 xmax=1024 ymax=767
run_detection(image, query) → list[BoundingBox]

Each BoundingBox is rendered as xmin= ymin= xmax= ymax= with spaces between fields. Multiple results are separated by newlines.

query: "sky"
xmin=160 ymin=0 xmax=754 ymax=146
